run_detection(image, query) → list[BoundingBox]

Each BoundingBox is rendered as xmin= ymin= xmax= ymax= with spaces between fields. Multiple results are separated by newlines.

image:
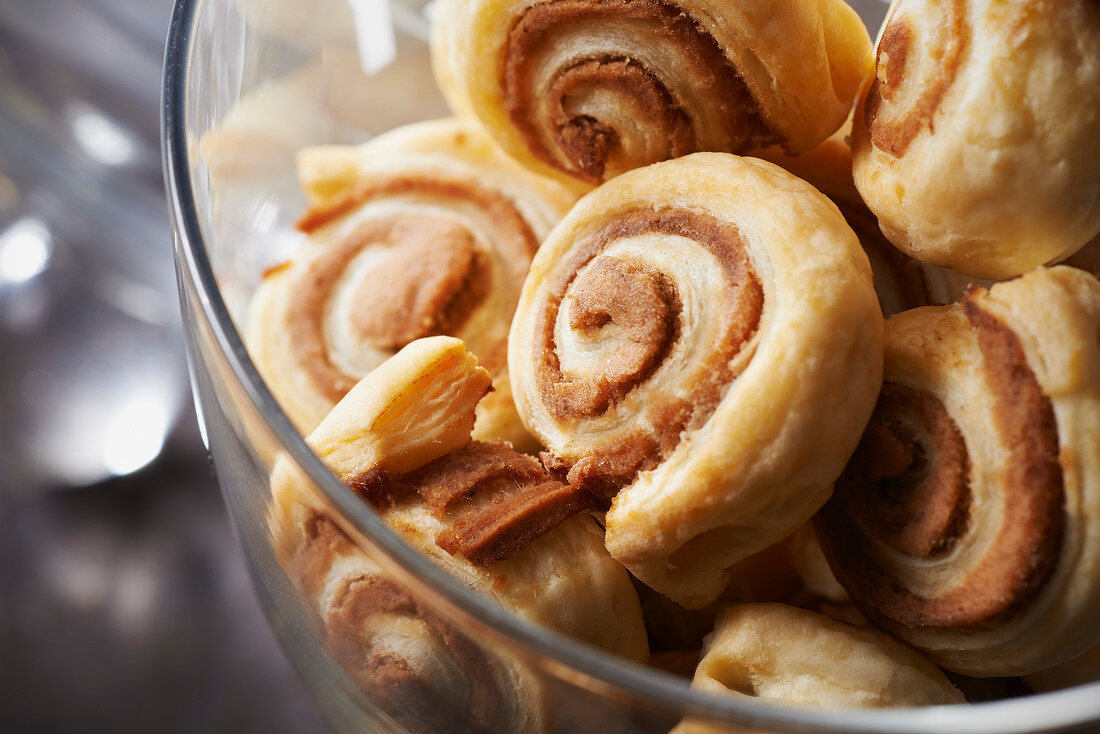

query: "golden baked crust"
xmin=247 ymin=118 xmax=577 ymax=447
xmin=271 ymin=337 xmax=648 ymax=731
xmin=673 ymin=603 xmax=963 ymax=729
xmin=851 ymin=0 xmax=1100 ymax=279
xmin=816 ymin=266 xmax=1100 ymax=676
xmin=431 ymin=0 xmax=872 ymax=186
xmin=508 ymin=153 xmax=883 ymax=607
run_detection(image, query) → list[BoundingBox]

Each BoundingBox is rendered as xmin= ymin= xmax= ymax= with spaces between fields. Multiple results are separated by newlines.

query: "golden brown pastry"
xmin=508 ymin=153 xmax=884 ymax=608
xmin=851 ymin=0 xmax=1100 ymax=280
xmin=816 ymin=266 xmax=1100 ymax=676
xmin=759 ymin=127 xmax=973 ymax=317
xmin=247 ymin=118 xmax=577 ymax=446
xmin=431 ymin=0 xmax=873 ymax=186
xmin=271 ymin=337 xmax=648 ymax=732
xmin=672 ymin=603 xmax=963 ymax=733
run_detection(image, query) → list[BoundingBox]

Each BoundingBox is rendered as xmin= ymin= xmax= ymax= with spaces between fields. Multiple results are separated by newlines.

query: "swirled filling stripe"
xmin=864 ymin=0 xmax=968 ymax=157
xmin=819 ymin=299 xmax=1065 ymax=629
xmin=279 ymin=178 xmax=538 ymax=401
xmin=503 ymin=0 xmax=776 ymax=182
xmin=296 ymin=516 xmax=505 ymax=733
xmin=533 ymin=208 xmax=763 ymax=497
xmin=348 ymin=441 xmax=597 ymax=566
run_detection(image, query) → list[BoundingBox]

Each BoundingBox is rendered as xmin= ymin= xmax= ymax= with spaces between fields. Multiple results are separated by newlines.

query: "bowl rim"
xmin=160 ymin=1 xmax=1100 ymax=730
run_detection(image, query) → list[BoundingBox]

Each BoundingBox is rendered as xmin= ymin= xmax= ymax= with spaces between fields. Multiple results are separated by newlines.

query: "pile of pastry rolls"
xmin=248 ymin=0 xmax=1100 ymax=726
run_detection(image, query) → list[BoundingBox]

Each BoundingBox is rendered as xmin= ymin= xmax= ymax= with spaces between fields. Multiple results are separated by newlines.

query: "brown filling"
xmin=864 ymin=0 xmax=968 ymax=157
xmin=817 ymin=299 xmax=1065 ymax=629
xmin=544 ymin=56 xmax=696 ymax=181
xmin=843 ymin=383 xmax=971 ymax=558
xmin=348 ymin=219 xmax=491 ymax=351
xmin=285 ymin=177 xmax=538 ymax=401
xmin=557 ymin=256 xmax=681 ymax=415
xmin=503 ymin=0 xmax=775 ymax=183
xmin=533 ymin=208 xmax=762 ymax=498
xmin=350 ymin=441 xmax=597 ymax=565
xmin=291 ymin=516 xmax=504 ymax=733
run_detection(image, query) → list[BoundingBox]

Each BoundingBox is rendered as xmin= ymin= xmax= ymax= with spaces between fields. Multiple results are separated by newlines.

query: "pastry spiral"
xmin=851 ymin=0 xmax=1100 ymax=279
xmin=247 ymin=118 xmax=577 ymax=445
xmin=672 ymin=604 xmax=963 ymax=731
xmin=508 ymin=153 xmax=884 ymax=608
xmin=431 ymin=0 xmax=872 ymax=186
xmin=272 ymin=337 xmax=648 ymax=731
xmin=816 ymin=266 xmax=1100 ymax=676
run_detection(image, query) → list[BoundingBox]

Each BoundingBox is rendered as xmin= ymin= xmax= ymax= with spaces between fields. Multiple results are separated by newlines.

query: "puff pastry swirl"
xmin=247 ymin=118 xmax=577 ymax=446
xmin=816 ymin=267 xmax=1100 ymax=676
xmin=271 ymin=337 xmax=648 ymax=732
xmin=672 ymin=603 xmax=962 ymax=732
xmin=431 ymin=0 xmax=872 ymax=186
xmin=508 ymin=153 xmax=883 ymax=608
xmin=851 ymin=0 xmax=1100 ymax=279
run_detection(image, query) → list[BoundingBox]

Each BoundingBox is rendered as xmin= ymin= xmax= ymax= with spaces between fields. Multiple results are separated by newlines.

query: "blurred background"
xmin=0 ymin=1 xmax=328 ymax=730
xmin=0 ymin=0 xmax=896 ymax=730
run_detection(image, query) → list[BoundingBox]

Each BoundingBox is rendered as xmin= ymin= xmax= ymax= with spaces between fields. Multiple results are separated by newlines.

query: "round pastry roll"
xmin=247 ymin=118 xmax=577 ymax=446
xmin=816 ymin=266 xmax=1100 ymax=676
xmin=508 ymin=153 xmax=884 ymax=608
xmin=759 ymin=127 xmax=972 ymax=317
xmin=271 ymin=337 xmax=648 ymax=732
xmin=431 ymin=0 xmax=873 ymax=186
xmin=672 ymin=604 xmax=962 ymax=731
xmin=851 ymin=0 xmax=1100 ymax=280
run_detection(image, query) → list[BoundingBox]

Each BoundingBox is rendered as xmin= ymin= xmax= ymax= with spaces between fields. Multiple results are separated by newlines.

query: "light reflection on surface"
xmin=101 ymin=391 xmax=173 ymax=477
xmin=68 ymin=103 xmax=138 ymax=166
xmin=93 ymin=270 xmax=170 ymax=325
xmin=348 ymin=0 xmax=397 ymax=74
xmin=0 ymin=216 xmax=52 ymax=283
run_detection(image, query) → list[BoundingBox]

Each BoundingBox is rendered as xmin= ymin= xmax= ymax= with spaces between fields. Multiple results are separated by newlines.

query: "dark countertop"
xmin=0 ymin=411 xmax=331 ymax=733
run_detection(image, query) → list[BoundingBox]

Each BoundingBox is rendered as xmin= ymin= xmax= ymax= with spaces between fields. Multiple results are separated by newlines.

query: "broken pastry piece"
xmin=271 ymin=337 xmax=648 ymax=732
xmin=508 ymin=153 xmax=883 ymax=608
xmin=672 ymin=603 xmax=963 ymax=734
xmin=431 ymin=0 xmax=872 ymax=186
xmin=817 ymin=267 xmax=1100 ymax=676
xmin=851 ymin=0 xmax=1100 ymax=279
xmin=248 ymin=118 xmax=578 ymax=447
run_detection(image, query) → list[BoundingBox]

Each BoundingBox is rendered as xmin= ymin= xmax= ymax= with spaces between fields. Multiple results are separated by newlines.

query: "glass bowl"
xmin=161 ymin=0 xmax=1100 ymax=731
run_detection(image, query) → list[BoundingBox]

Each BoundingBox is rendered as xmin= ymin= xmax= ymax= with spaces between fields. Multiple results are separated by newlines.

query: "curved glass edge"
xmin=159 ymin=1 xmax=1100 ymax=731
